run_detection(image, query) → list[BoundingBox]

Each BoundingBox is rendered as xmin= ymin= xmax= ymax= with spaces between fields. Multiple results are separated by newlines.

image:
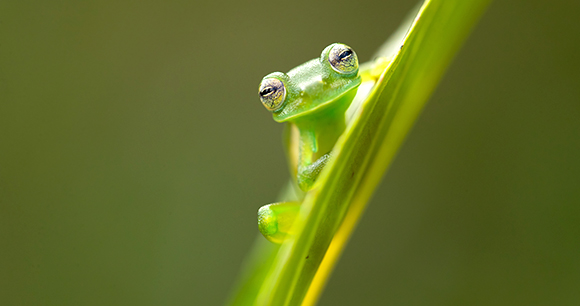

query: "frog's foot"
xmin=258 ymin=202 xmax=301 ymax=244
xmin=297 ymin=153 xmax=331 ymax=191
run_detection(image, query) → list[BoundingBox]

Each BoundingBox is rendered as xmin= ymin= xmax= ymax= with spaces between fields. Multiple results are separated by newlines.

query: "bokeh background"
xmin=1 ymin=0 xmax=579 ymax=305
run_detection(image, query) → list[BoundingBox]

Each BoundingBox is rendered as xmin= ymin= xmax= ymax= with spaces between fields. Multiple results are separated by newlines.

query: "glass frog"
xmin=257 ymin=43 xmax=362 ymax=243
xmin=258 ymin=43 xmax=362 ymax=191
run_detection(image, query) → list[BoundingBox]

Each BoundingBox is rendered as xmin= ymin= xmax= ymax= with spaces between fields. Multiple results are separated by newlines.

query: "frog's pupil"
xmin=338 ymin=49 xmax=352 ymax=60
xmin=260 ymin=87 xmax=275 ymax=97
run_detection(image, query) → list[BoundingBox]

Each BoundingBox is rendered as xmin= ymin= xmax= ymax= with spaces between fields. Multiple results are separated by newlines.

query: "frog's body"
xmin=259 ymin=43 xmax=362 ymax=191
xmin=257 ymin=43 xmax=363 ymax=243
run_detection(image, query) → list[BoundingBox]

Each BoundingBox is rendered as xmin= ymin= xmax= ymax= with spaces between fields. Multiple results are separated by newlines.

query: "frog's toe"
xmin=258 ymin=202 xmax=300 ymax=244
xmin=297 ymin=174 xmax=315 ymax=191
xmin=297 ymin=153 xmax=331 ymax=191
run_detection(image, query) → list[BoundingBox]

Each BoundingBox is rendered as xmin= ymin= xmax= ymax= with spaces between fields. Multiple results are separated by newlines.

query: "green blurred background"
xmin=1 ymin=0 xmax=578 ymax=305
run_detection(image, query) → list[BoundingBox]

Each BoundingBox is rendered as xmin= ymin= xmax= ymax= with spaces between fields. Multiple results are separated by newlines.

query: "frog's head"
xmin=258 ymin=43 xmax=362 ymax=123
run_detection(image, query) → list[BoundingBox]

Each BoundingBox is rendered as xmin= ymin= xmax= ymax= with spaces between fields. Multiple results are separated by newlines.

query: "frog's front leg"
xmin=294 ymin=115 xmax=345 ymax=191
xmin=297 ymin=153 xmax=331 ymax=191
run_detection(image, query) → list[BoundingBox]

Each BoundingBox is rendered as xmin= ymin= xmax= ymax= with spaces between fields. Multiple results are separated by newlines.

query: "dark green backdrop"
xmin=1 ymin=1 xmax=579 ymax=305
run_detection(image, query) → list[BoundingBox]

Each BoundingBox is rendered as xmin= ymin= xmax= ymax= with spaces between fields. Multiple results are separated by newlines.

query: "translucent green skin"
xmin=262 ymin=44 xmax=362 ymax=191
xmin=258 ymin=44 xmax=362 ymax=243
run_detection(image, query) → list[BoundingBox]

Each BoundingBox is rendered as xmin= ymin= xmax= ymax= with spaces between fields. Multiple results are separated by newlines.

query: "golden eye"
xmin=259 ymin=77 xmax=286 ymax=112
xmin=328 ymin=44 xmax=358 ymax=74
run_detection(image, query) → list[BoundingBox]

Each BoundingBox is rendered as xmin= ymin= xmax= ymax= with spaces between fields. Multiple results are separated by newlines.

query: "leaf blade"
xmin=228 ymin=1 xmax=491 ymax=305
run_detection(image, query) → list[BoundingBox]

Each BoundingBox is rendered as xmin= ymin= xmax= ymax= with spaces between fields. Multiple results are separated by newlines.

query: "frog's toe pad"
xmin=257 ymin=202 xmax=300 ymax=244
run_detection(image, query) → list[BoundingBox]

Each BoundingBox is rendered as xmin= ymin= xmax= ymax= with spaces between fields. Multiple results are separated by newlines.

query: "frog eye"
xmin=328 ymin=44 xmax=358 ymax=75
xmin=259 ymin=77 xmax=286 ymax=112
